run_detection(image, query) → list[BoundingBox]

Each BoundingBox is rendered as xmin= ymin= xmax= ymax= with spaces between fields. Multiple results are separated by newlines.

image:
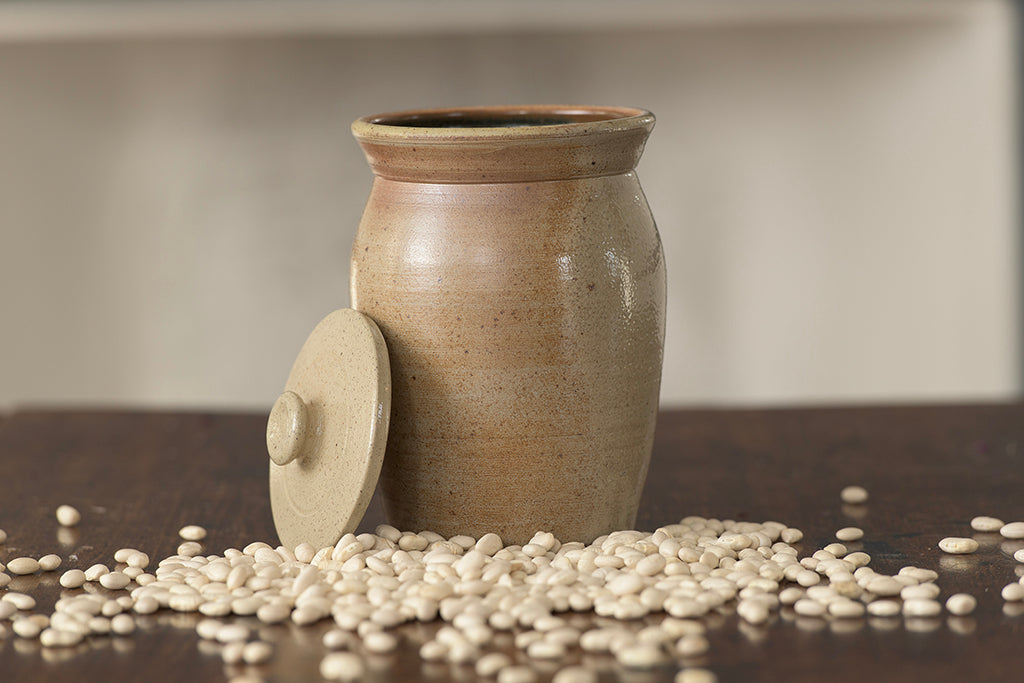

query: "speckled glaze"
xmin=350 ymin=106 xmax=665 ymax=544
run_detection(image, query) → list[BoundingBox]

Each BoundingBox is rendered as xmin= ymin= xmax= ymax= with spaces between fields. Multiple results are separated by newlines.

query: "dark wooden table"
xmin=1 ymin=405 xmax=1022 ymax=682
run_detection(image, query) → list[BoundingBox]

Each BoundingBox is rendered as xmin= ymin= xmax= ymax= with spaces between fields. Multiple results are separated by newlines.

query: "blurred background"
xmin=0 ymin=0 xmax=1018 ymax=411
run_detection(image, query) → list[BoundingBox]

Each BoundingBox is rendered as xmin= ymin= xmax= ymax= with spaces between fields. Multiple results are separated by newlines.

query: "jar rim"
xmin=352 ymin=105 xmax=654 ymax=144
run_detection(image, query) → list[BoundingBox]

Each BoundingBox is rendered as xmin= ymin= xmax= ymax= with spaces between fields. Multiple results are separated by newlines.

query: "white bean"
xmin=133 ymin=596 xmax=159 ymax=614
xmin=3 ymin=592 xmax=36 ymax=610
xmin=866 ymin=599 xmax=901 ymax=617
xmin=1000 ymin=522 xmax=1024 ymax=539
xmin=793 ymin=599 xmax=826 ymax=617
xmin=323 ymin=629 xmax=351 ymax=650
xmin=256 ymin=602 xmax=291 ymax=624
xmin=552 ymin=667 xmax=599 ymax=683
xmin=475 ymin=533 xmax=504 ymax=557
xmin=179 ymin=525 xmax=208 ymax=541
xmin=616 ymin=642 xmax=665 ymax=669
xmin=125 ymin=552 xmax=150 ymax=569
xmin=113 ymin=548 xmax=136 ymax=563
xmin=37 ymin=554 xmax=62 ymax=571
xmin=971 ymin=516 xmax=1005 ymax=532
xmin=363 ymin=630 xmax=398 ymax=654
xmin=221 ymin=641 xmax=245 ymax=665
xmin=177 ymin=541 xmax=203 ymax=557
xmin=902 ymin=599 xmax=942 ymax=617
xmin=84 ymin=563 xmax=109 ymax=581
xmin=419 ymin=640 xmax=448 ymax=661
xmin=13 ymin=618 xmax=42 ymax=638
xmin=676 ymin=671 xmax=719 ymax=683
xmin=216 ymin=623 xmax=249 ymax=643
xmin=195 ymin=618 xmax=223 ymax=640
xmin=945 ymin=593 xmax=977 ymax=615
xmin=100 ymin=572 xmax=131 ymax=590
xmin=497 ymin=667 xmax=538 ymax=683
xmin=828 ymin=599 xmax=865 ymax=618
xmin=475 ymin=652 xmax=512 ymax=677
xmin=840 ymin=486 xmax=869 ymax=504
xmin=938 ymin=537 xmax=978 ymax=554
xmin=7 ymin=557 xmax=40 ymax=575
xmin=320 ymin=652 xmax=366 ymax=681
xmin=56 ymin=505 xmax=81 ymax=527
xmin=835 ymin=527 xmax=864 ymax=542
xmin=901 ymin=583 xmax=940 ymax=600
xmin=1002 ymin=582 xmax=1024 ymax=601
xmin=242 ymin=640 xmax=274 ymax=664
xmin=676 ymin=634 xmax=710 ymax=657
xmin=110 ymin=614 xmax=135 ymax=635
xmin=58 ymin=569 xmax=86 ymax=588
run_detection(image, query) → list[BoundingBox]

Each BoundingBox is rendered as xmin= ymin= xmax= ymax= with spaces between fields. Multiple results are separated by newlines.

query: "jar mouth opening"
xmin=353 ymin=105 xmax=653 ymax=141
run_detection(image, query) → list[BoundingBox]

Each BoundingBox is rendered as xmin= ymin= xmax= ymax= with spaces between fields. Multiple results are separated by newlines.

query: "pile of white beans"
xmin=1 ymin=492 xmax=1024 ymax=683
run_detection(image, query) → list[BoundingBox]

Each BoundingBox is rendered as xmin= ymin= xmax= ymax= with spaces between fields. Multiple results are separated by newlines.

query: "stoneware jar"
xmin=349 ymin=105 xmax=666 ymax=544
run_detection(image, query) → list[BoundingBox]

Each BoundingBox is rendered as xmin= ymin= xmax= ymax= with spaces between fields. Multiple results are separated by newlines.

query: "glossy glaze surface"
xmin=350 ymin=106 xmax=665 ymax=544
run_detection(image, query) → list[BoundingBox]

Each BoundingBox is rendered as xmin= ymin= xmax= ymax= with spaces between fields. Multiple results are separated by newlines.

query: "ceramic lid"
xmin=268 ymin=308 xmax=391 ymax=550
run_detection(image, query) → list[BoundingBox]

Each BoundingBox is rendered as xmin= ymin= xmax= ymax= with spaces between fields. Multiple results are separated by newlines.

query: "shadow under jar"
xmin=350 ymin=105 xmax=665 ymax=545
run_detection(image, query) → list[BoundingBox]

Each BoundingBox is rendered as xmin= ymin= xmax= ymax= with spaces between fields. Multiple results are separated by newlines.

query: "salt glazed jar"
xmin=349 ymin=105 xmax=666 ymax=544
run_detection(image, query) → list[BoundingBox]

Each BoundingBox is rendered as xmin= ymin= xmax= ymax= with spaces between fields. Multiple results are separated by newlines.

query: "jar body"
xmin=350 ymin=106 xmax=665 ymax=544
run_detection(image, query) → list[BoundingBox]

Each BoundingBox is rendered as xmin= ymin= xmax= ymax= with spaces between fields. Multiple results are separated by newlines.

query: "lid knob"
xmin=267 ymin=390 xmax=310 ymax=466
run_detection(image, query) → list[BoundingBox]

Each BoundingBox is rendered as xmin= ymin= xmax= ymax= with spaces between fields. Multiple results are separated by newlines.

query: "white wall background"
xmin=0 ymin=1 xmax=1018 ymax=410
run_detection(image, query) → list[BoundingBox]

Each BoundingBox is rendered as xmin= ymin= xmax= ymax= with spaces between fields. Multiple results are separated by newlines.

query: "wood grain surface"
xmin=1 ymin=405 xmax=1022 ymax=682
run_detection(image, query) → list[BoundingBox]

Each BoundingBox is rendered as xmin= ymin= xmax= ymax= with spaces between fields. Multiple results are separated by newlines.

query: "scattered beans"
xmin=56 ymin=505 xmax=81 ymax=527
xmin=840 ymin=485 xmax=869 ymax=504
xmin=6 ymin=497 xmax=1024 ymax=680
xmin=938 ymin=537 xmax=978 ymax=554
